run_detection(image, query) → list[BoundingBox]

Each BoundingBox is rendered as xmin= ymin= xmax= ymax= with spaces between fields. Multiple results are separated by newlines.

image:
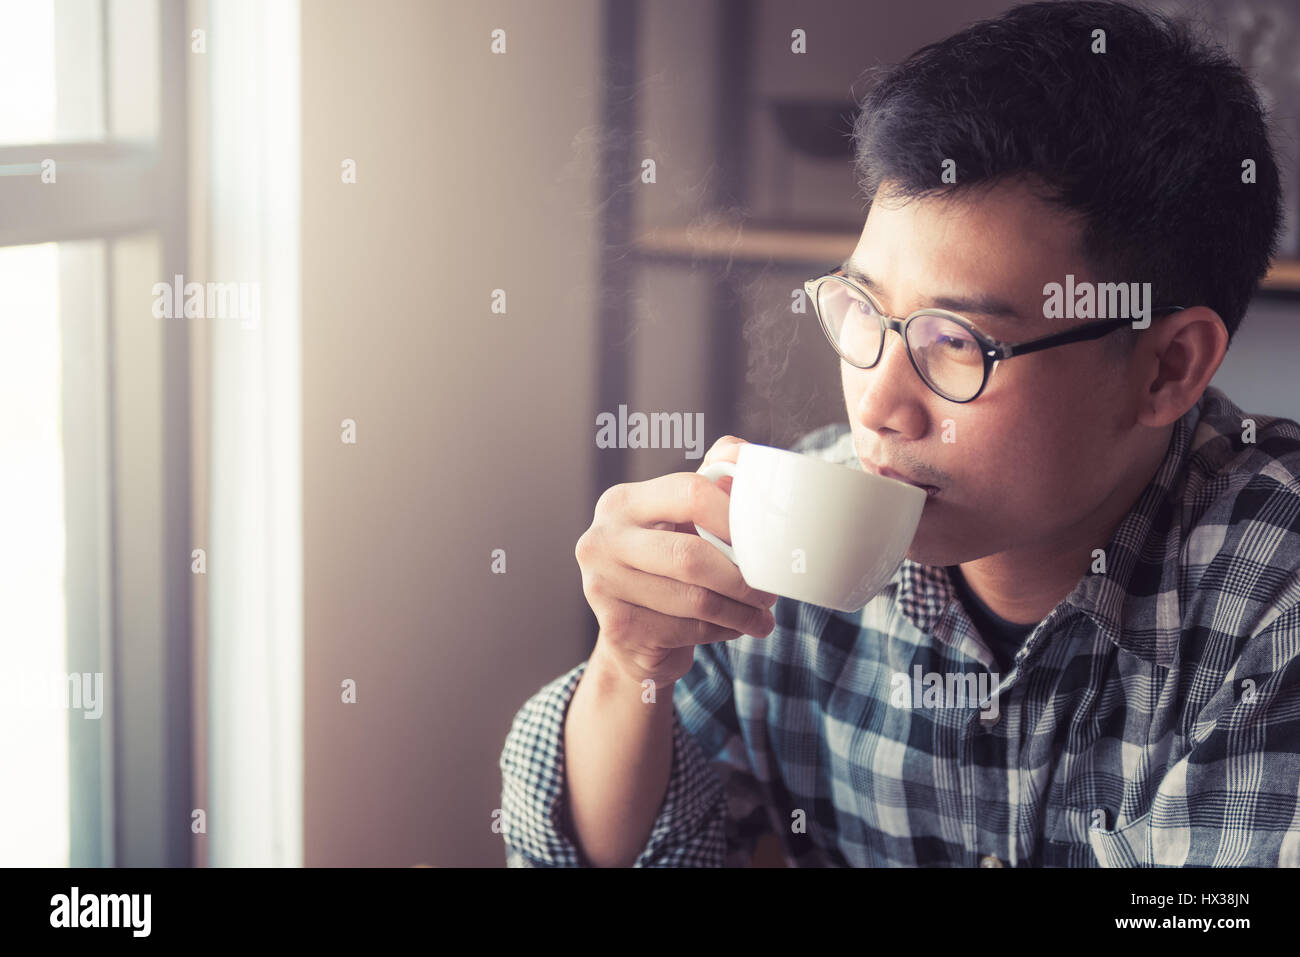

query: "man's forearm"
xmin=562 ymin=639 xmax=676 ymax=867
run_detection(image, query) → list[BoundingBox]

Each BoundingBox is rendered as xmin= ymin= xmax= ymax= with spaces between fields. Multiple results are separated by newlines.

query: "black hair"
xmin=850 ymin=0 xmax=1283 ymax=347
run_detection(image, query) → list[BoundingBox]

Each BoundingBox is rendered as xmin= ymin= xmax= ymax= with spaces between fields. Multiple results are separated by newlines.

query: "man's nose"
xmin=852 ymin=326 xmax=930 ymax=433
xmin=865 ymin=326 xmax=922 ymax=395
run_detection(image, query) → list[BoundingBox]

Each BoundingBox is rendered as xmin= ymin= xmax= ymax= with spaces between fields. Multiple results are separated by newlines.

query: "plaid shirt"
xmin=499 ymin=385 xmax=1300 ymax=866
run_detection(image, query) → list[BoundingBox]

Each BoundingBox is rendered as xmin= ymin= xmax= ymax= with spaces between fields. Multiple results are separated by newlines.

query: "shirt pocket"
xmin=1045 ymin=803 xmax=1153 ymax=867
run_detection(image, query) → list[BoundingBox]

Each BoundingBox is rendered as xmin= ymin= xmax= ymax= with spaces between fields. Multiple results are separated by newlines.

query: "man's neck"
xmin=957 ymin=425 xmax=1174 ymax=625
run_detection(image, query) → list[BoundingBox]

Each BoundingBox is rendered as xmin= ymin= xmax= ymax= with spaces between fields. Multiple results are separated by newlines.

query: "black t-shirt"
xmin=946 ymin=565 xmax=1037 ymax=674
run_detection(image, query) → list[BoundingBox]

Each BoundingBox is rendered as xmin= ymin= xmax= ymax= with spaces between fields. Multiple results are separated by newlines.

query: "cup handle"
xmin=693 ymin=460 xmax=739 ymax=564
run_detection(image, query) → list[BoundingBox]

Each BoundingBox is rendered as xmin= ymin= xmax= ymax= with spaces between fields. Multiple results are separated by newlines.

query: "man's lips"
xmin=864 ymin=463 xmax=941 ymax=497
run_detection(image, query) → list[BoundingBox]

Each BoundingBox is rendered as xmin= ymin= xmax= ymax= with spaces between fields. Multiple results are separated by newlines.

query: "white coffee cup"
xmin=693 ymin=443 xmax=926 ymax=613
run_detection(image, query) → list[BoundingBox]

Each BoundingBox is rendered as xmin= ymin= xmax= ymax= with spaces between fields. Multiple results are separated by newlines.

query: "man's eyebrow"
xmin=838 ymin=258 xmax=1026 ymax=323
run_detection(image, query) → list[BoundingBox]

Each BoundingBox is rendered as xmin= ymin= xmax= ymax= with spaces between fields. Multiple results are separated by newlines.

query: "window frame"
xmin=0 ymin=0 xmax=193 ymax=868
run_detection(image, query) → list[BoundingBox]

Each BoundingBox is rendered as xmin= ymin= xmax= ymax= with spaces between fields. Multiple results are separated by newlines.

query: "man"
xmin=500 ymin=0 xmax=1300 ymax=866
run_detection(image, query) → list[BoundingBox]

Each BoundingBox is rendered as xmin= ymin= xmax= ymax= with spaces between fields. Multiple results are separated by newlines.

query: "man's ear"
xmin=1134 ymin=306 xmax=1227 ymax=427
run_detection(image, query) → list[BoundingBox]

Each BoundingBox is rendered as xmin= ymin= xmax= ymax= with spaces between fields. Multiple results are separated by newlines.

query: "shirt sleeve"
xmin=1093 ymin=601 xmax=1300 ymax=867
xmin=498 ymin=637 xmax=774 ymax=867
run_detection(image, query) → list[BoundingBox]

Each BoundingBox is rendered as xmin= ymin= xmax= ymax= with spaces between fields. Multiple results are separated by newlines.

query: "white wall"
xmin=301 ymin=0 xmax=601 ymax=866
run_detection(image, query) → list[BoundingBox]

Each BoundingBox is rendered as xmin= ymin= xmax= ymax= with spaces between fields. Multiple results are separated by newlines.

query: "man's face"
xmin=842 ymin=179 xmax=1144 ymax=567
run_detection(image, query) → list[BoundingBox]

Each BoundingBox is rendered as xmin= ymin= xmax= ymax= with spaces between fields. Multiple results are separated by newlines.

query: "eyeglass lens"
xmin=816 ymin=278 xmax=985 ymax=400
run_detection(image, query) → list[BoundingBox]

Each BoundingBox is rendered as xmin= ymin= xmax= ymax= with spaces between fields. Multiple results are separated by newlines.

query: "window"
xmin=0 ymin=0 xmax=184 ymax=867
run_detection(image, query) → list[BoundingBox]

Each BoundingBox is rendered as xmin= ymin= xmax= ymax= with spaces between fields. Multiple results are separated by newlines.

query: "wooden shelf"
xmin=634 ymin=224 xmax=1300 ymax=293
xmin=634 ymin=223 xmax=855 ymax=267
xmin=1261 ymin=257 xmax=1300 ymax=292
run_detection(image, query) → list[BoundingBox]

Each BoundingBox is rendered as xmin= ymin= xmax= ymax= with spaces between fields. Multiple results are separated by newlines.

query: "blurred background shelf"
xmin=1261 ymin=257 xmax=1300 ymax=293
xmin=633 ymin=222 xmax=853 ymax=268
xmin=634 ymin=223 xmax=1300 ymax=295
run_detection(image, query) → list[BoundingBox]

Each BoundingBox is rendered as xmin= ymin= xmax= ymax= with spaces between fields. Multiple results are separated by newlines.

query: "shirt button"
xmin=979 ymin=855 xmax=1003 ymax=868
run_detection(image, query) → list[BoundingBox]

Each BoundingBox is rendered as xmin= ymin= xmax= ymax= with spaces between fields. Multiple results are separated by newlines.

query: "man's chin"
xmin=907 ymin=531 xmax=1004 ymax=568
xmin=905 ymin=520 xmax=973 ymax=568
xmin=903 ymin=534 xmax=944 ymax=568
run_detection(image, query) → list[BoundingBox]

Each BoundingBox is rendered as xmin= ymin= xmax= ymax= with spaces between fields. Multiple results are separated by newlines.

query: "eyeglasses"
xmin=804 ymin=265 xmax=1184 ymax=403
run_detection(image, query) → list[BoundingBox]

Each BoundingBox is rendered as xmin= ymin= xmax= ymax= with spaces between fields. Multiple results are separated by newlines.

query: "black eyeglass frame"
xmin=804 ymin=265 xmax=1185 ymax=403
